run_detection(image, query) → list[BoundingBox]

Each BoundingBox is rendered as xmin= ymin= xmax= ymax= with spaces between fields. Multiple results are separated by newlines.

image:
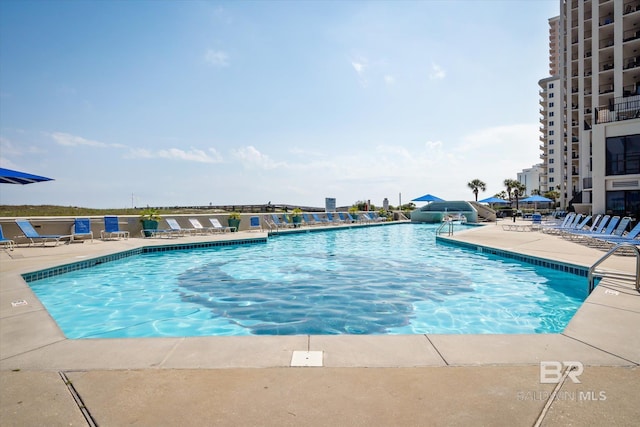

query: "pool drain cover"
xmin=291 ymin=351 xmax=323 ymax=367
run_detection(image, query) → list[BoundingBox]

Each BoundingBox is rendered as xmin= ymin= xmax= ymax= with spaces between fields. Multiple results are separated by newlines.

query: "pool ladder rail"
xmin=588 ymin=243 xmax=640 ymax=294
xmin=436 ymin=219 xmax=455 ymax=236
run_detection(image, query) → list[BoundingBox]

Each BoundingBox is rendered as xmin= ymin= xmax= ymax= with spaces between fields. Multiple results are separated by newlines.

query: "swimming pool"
xmin=27 ymin=224 xmax=588 ymax=338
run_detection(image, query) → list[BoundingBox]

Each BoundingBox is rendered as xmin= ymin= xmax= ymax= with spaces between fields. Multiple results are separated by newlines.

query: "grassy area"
xmin=0 ymin=205 xmax=226 ymax=217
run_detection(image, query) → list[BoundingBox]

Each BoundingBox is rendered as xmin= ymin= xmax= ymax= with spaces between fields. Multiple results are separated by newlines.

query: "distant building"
xmin=517 ymin=164 xmax=543 ymax=196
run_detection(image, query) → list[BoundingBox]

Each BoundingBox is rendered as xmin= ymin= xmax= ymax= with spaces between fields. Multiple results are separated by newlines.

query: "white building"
xmin=518 ymin=164 xmax=544 ymax=196
xmin=539 ymin=0 xmax=640 ymax=219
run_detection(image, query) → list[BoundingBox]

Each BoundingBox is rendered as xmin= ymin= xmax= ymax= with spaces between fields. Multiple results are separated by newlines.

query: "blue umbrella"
xmin=0 ymin=168 xmax=54 ymax=185
xmin=478 ymin=196 xmax=510 ymax=204
xmin=412 ymin=193 xmax=444 ymax=202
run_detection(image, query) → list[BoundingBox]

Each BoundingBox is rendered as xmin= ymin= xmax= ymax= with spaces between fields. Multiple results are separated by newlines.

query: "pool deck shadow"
xmin=1 ymin=220 xmax=638 ymax=425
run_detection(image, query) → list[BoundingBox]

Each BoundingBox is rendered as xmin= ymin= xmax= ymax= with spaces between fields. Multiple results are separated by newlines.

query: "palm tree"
xmin=467 ymin=179 xmax=487 ymax=201
xmin=503 ymin=179 xmax=518 ymax=201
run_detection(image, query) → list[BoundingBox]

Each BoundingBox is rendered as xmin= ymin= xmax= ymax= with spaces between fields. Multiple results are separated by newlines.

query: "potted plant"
xmin=227 ymin=211 xmax=241 ymax=232
xmin=140 ymin=208 xmax=161 ymax=237
xmin=348 ymin=206 xmax=359 ymax=222
xmin=291 ymin=208 xmax=303 ymax=227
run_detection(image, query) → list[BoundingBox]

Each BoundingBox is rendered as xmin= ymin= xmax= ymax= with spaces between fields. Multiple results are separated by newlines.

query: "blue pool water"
xmin=28 ymin=224 xmax=588 ymax=338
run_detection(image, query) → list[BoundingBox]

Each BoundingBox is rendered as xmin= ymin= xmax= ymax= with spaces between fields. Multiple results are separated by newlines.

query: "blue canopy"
xmin=478 ymin=196 xmax=510 ymax=204
xmin=0 ymin=168 xmax=54 ymax=185
xmin=412 ymin=193 xmax=444 ymax=202
xmin=520 ymin=195 xmax=553 ymax=203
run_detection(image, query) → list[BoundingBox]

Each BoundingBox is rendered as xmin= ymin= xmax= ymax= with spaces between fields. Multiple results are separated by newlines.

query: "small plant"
xmin=348 ymin=206 xmax=359 ymax=214
xmin=139 ymin=208 xmax=161 ymax=222
xmin=292 ymin=208 xmax=303 ymax=215
xmin=228 ymin=211 xmax=241 ymax=220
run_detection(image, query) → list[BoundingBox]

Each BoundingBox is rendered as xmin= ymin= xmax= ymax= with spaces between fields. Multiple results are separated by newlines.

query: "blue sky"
xmin=0 ymin=0 xmax=558 ymax=209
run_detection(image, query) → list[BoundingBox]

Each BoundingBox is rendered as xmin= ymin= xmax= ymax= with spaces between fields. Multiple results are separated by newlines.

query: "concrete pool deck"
xmin=1 ymin=220 xmax=638 ymax=425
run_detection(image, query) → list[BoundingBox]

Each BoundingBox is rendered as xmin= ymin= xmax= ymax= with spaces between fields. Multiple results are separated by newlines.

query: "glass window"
xmin=606 ymin=134 xmax=640 ymax=175
xmin=606 ymin=190 xmax=640 ymax=221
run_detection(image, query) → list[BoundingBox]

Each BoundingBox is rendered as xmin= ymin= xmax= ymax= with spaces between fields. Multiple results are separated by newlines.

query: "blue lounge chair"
xmin=71 ymin=218 xmax=93 ymax=242
xmin=312 ymin=213 xmax=330 ymax=224
xmin=0 ymin=224 xmax=15 ymax=250
xmin=302 ymin=213 xmax=318 ymax=226
xmin=565 ymin=216 xmax=620 ymax=242
xmin=270 ymin=214 xmax=292 ymax=228
xmin=326 ymin=212 xmax=344 ymax=224
xmin=589 ymin=221 xmax=640 ymax=248
xmin=15 ymin=219 xmax=71 ymax=246
xmin=562 ymin=215 xmax=608 ymax=239
xmin=540 ymin=212 xmax=576 ymax=234
xmin=101 ymin=216 xmax=130 ymax=240
xmin=347 ymin=212 xmax=359 ymax=223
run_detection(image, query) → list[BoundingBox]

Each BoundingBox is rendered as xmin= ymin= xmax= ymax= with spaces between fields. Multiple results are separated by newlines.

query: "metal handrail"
xmin=436 ymin=220 xmax=454 ymax=236
xmin=588 ymin=243 xmax=640 ymax=294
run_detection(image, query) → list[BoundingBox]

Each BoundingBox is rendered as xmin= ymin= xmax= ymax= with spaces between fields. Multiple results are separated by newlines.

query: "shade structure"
xmin=478 ymin=196 xmax=510 ymax=204
xmin=520 ymin=195 xmax=553 ymax=203
xmin=0 ymin=168 xmax=54 ymax=185
xmin=412 ymin=193 xmax=444 ymax=202
xmin=520 ymin=195 xmax=553 ymax=211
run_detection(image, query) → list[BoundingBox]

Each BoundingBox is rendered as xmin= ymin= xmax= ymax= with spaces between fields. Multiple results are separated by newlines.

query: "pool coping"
xmin=1 ymin=221 xmax=638 ymax=371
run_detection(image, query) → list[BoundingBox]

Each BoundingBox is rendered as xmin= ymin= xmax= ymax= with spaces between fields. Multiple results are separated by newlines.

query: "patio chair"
xmin=71 ymin=218 xmax=93 ymax=242
xmin=302 ymin=213 xmax=318 ymax=226
xmin=326 ymin=212 xmax=344 ymax=224
xmin=564 ymin=216 xmax=620 ymax=242
xmin=588 ymin=221 xmax=640 ymax=249
xmin=312 ymin=213 xmax=330 ymax=224
xmin=209 ymin=218 xmax=234 ymax=233
xmin=15 ymin=219 xmax=72 ymax=246
xmin=271 ymin=214 xmax=293 ymax=228
xmin=165 ymin=218 xmax=197 ymax=236
xmin=101 ymin=216 xmax=130 ymax=240
xmin=249 ymin=216 xmax=262 ymax=231
xmin=0 ymin=224 xmax=16 ymax=250
xmin=188 ymin=218 xmax=215 ymax=234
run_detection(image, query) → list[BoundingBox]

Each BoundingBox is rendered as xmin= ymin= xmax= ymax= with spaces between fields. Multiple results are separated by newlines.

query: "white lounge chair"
xmin=209 ymin=218 xmax=234 ymax=233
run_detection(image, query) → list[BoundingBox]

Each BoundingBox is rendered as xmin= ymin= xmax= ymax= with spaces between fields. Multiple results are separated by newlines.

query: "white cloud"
xmin=50 ymin=132 xmax=111 ymax=147
xmin=384 ymin=75 xmax=395 ymax=85
xmin=204 ymin=49 xmax=229 ymax=67
xmin=429 ymin=63 xmax=446 ymax=80
xmin=232 ymin=146 xmax=281 ymax=169
xmin=127 ymin=147 xmax=223 ymax=163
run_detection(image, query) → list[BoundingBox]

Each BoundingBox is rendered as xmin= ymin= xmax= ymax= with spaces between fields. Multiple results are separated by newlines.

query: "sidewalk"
xmin=1 ymin=222 xmax=638 ymax=426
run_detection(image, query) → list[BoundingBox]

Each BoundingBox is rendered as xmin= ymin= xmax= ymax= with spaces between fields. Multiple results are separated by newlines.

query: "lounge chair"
xmin=561 ymin=215 xmax=608 ymax=239
xmin=347 ymin=212 xmax=359 ymax=223
xmin=209 ymin=218 xmax=234 ymax=233
xmin=188 ymin=218 xmax=215 ymax=234
xmin=101 ymin=216 xmax=130 ymax=240
xmin=302 ymin=213 xmax=318 ymax=226
xmin=15 ymin=219 xmax=72 ymax=246
xmin=326 ymin=212 xmax=344 ymax=224
xmin=588 ymin=221 xmax=640 ymax=248
xmin=312 ymin=213 xmax=330 ymax=224
xmin=0 ymin=224 xmax=15 ymax=250
xmin=165 ymin=218 xmax=197 ymax=236
xmin=564 ymin=216 xmax=620 ymax=242
xmin=271 ymin=214 xmax=293 ymax=228
xmin=338 ymin=212 xmax=352 ymax=223
xmin=71 ymin=218 xmax=93 ymax=242
xmin=541 ymin=213 xmax=580 ymax=234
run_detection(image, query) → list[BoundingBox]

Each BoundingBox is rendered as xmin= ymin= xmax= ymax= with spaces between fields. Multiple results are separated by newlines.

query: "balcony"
xmin=595 ymin=95 xmax=640 ymax=123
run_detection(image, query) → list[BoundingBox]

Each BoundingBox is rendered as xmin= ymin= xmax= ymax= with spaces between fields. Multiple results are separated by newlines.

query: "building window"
xmin=550 ymin=139 xmax=554 ymax=145
xmin=549 ymin=83 xmax=554 ymax=89
xmin=549 ymin=111 xmax=554 ymax=116
xmin=549 ymin=121 xmax=554 ymax=126
xmin=549 ymin=130 xmax=554 ymax=135
xmin=606 ymin=134 xmax=640 ymax=175
xmin=550 ymin=102 xmax=554 ymax=107
xmin=549 ymin=168 xmax=554 ymax=173
xmin=549 ymin=159 xmax=554 ymax=164
xmin=549 ymin=177 xmax=555 ymax=182
xmin=549 ymin=93 xmax=554 ymax=98
xmin=606 ymin=190 xmax=639 ymax=220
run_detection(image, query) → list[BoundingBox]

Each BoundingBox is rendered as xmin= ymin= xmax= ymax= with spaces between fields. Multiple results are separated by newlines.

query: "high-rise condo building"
xmin=539 ymin=0 xmax=640 ymax=219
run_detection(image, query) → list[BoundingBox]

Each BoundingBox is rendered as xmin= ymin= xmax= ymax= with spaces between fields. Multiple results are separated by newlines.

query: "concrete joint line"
xmin=59 ymin=371 xmax=97 ymax=427
xmin=424 ymin=334 xmax=449 ymax=365
xmin=560 ymin=333 xmax=639 ymax=366
xmin=533 ymin=365 xmax=575 ymax=427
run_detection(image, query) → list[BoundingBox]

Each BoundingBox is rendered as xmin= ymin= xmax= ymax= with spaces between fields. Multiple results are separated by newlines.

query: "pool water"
xmin=28 ymin=224 xmax=588 ymax=338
